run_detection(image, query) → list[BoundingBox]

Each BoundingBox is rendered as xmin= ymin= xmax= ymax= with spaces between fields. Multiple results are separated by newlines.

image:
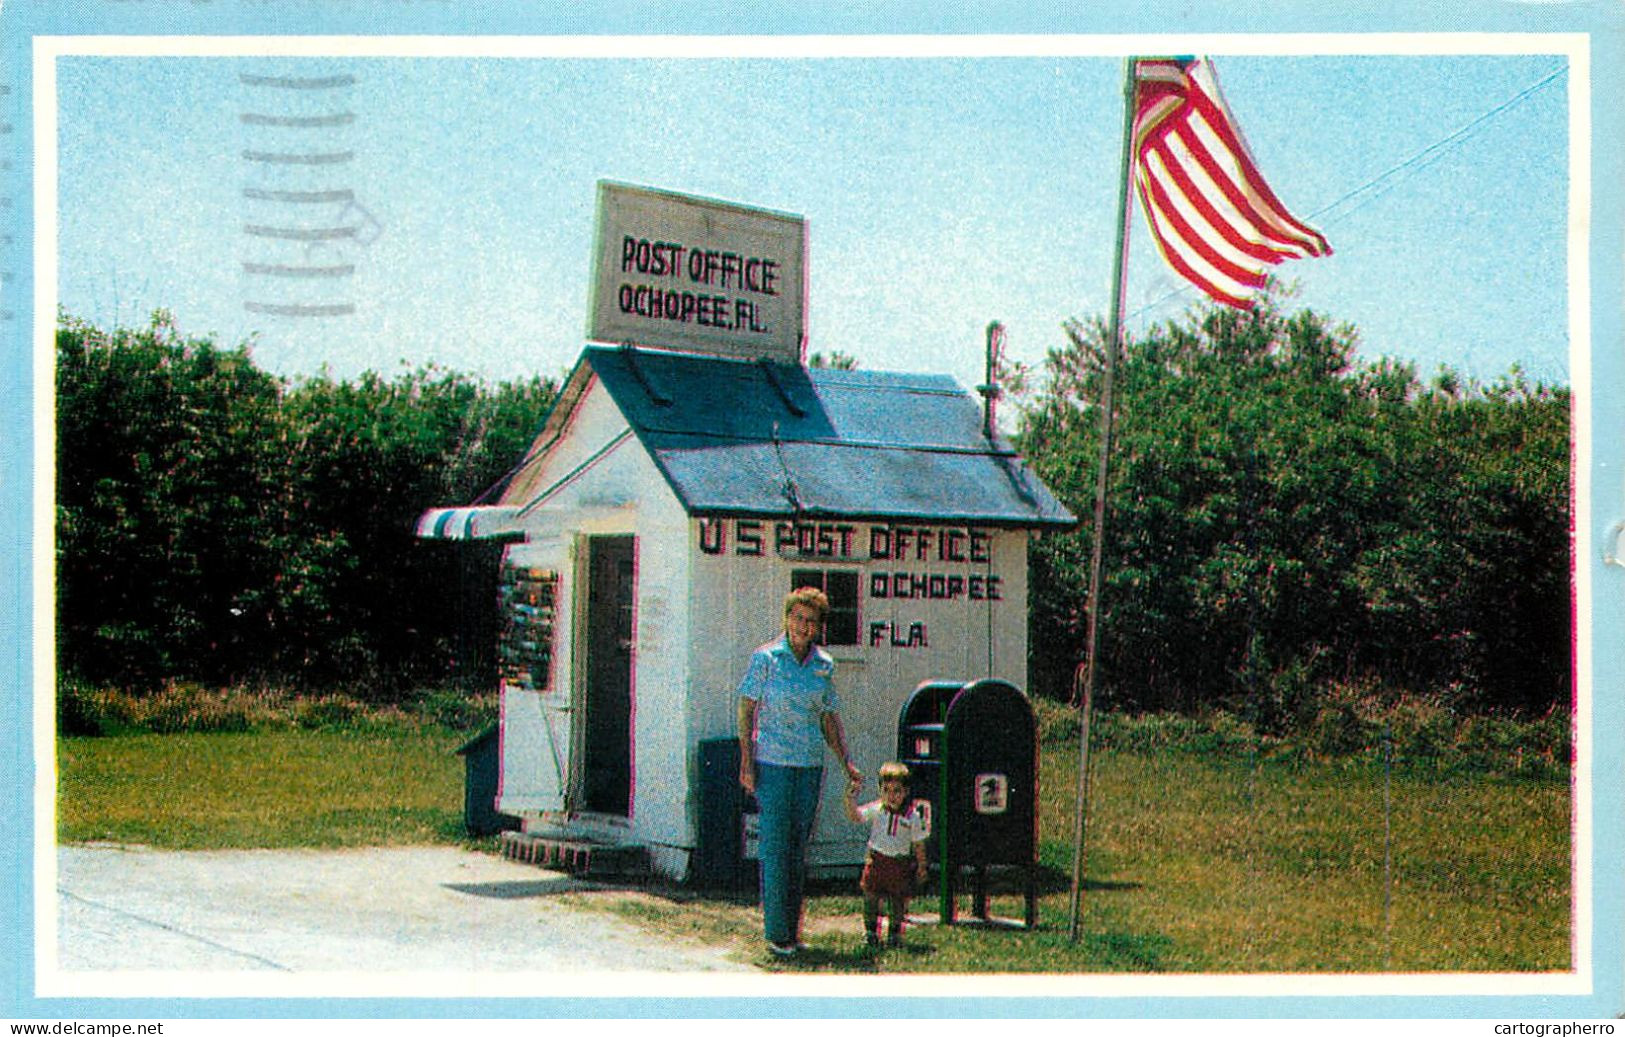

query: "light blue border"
xmin=5 ymin=0 xmax=1620 ymax=1021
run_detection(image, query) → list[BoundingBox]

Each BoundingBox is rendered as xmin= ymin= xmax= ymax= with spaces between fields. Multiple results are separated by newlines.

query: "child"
xmin=844 ymin=761 xmax=930 ymax=948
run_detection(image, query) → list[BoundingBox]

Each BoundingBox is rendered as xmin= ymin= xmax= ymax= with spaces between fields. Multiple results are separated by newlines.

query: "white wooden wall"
xmin=494 ymin=376 xmax=691 ymax=853
xmin=687 ymin=519 xmax=1031 ymax=870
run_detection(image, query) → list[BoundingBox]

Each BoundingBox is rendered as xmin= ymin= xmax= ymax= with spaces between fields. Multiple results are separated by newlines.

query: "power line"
xmin=1308 ymin=62 xmax=1568 ymax=225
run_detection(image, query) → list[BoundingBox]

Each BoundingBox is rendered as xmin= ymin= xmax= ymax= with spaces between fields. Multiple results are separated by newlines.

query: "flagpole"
xmin=1068 ymin=55 xmax=1138 ymax=944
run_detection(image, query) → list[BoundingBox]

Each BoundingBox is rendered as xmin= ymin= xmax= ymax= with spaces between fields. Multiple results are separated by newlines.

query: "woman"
xmin=736 ymin=586 xmax=863 ymax=957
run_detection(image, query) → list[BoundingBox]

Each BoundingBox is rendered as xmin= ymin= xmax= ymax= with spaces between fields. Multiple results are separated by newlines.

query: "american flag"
xmin=1132 ymin=57 xmax=1332 ymax=309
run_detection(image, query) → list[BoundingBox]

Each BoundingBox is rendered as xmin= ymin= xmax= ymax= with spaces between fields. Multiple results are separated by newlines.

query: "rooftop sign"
xmin=587 ymin=181 xmax=806 ymax=363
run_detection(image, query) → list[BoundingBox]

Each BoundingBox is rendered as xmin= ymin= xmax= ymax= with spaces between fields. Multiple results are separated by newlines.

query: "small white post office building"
xmin=416 ymin=182 xmax=1074 ymax=880
xmin=418 ymin=342 xmax=1074 ymax=880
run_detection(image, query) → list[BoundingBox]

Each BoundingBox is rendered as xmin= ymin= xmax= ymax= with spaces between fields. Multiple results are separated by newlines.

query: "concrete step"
xmin=499 ymin=831 xmax=648 ymax=879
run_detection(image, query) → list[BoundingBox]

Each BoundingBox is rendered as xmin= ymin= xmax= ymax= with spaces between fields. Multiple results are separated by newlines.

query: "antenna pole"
xmin=980 ymin=321 xmax=1005 ymax=440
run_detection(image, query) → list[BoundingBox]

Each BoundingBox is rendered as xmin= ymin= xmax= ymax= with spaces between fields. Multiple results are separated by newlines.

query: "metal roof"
xmin=581 ymin=346 xmax=1076 ymax=528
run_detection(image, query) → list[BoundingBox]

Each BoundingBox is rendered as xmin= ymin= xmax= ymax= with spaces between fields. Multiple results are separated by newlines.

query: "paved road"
xmin=55 ymin=844 xmax=751 ymax=973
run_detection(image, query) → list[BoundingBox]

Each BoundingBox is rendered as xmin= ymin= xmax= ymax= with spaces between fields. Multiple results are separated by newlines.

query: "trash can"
xmin=694 ymin=737 xmax=758 ymax=888
xmin=898 ymin=678 xmax=1038 ymax=927
xmin=456 ymin=725 xmax=520 ymax=837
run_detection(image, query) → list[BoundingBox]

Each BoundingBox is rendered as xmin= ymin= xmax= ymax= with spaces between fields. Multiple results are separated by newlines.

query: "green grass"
xmin=57 ymin=728 xmax=468 ymax=848
xmin=1029 ymin=746 xmax=1569 ymax=972
xmin=55 ymin=714 xmax=1570 ymax=973
xmin=573 ymin=746 xmax=1570 ymax=974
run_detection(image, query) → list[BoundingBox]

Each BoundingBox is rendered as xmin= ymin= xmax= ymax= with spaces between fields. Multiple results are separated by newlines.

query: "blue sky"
xmin=51 ymin=41 xmax=1573 ymax=401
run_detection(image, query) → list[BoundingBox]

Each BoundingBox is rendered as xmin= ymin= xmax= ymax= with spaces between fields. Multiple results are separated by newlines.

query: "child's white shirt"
xmin=859 ymin=799 xmax=930 ymax=857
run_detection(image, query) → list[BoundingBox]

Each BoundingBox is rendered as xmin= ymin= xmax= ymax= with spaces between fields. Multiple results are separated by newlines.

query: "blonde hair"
xmin=877 ymin=761 xmax=911 ymax=786
xmin=783 ymin=585 xmax=830 ymax=620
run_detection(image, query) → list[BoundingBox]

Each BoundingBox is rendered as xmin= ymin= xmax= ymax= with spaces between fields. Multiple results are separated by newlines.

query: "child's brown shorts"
xmin=860 ymin=851 xmax=915 ymax=897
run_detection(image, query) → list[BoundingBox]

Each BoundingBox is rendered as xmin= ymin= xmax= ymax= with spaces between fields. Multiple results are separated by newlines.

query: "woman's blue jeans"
xmin=754 ymin=762 xmax=823 ymax=946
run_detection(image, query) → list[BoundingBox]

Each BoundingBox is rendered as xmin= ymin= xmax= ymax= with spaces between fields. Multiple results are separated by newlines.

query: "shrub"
xmin=137 ymin=682 xmax=256 ymax=734
xmin=1385 ymin=694 xmax=1456 ymax=764
xmin=412 ymin=685 xmax=500 ymax=732
xmin=1034 ymin=684 xmax=1568 ymax=781
xmin=1304 ymin=681 xmax=1383 ymax=759
xmin=1241 ymin=651 xmax=1323 ymax=739
xmin=1205 ymin=710 xmax=1257 ymax=755
xmin=57 ymin=680 xmax=138 ymax=736
xmin=292 ymin=695 xmax=364 ymax=731
xmin=1034 ymin=695 xmax=1080 ymax=745
xmin=1454 ymin=709 xmax=1570 ymax=780
xmin=55 ymin=679 xmax=510 ymax=737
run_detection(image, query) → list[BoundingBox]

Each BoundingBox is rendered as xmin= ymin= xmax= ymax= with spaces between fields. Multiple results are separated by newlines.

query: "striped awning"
xmin=414 ymin=506 xmax=525 ymax=541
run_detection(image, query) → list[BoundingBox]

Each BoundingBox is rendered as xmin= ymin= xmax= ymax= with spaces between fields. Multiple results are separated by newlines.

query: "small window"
xmin=790 ymin=569 xmax=860 ymax=646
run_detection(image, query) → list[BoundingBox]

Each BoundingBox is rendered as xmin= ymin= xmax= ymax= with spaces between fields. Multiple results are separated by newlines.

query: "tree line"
xmin=1013 ymin=297 xmax=1570 ymax=724
xmin=55 ymin=311 xmax=558 ymax=694
xmin=55 ymin=300 xmax=1571 ymax=718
